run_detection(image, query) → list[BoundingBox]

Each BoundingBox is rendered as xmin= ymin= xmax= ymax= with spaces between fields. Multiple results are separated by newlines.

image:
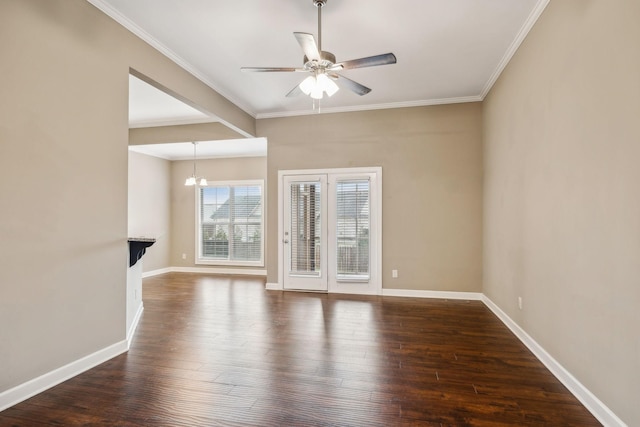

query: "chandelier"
xmin=184 ymin=142 xmax=208 ymax=186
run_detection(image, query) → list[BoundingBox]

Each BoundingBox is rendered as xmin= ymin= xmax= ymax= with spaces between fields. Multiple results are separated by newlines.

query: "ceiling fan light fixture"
xmin=310 ymin=84 xmax=324 ymax=100
xmin=185 ymin=176 xmax=197 ymax=186
xmin=299 ymin=75 xmax=316 ymax=95
xmin=318 ymin=73 xmax=339 ymax=96
xmin=300 ymin=73 xmax=339 ymax=99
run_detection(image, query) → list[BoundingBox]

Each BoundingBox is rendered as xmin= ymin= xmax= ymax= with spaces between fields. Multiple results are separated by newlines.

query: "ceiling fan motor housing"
xmin=303 ymin=51 xmax=336 ymax=70
xmin=313 ymin=0 xmax=327 ymax=7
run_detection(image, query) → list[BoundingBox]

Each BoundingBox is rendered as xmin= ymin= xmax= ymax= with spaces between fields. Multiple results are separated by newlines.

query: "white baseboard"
xmin=0 ymin=340 xmax=128 ymax=412
xmin=264 ymin=285 xmax=482 ymax=300
xmin=142 ymin=267 xmax=171 ymax=278
xmin=145 ymin=266 xmax=267 ymax=277
xmin=265 ymin=282 xmax=282 ymax=291
xmin=382 ymin=288 xmax=483 ymax=300
xmin=127 ymin=302 xmax=144 ymax=348
xmin=172 ymin=266 xmax=266 ymax=276
xmin=481 ymin=295 xmax=626 ymax=427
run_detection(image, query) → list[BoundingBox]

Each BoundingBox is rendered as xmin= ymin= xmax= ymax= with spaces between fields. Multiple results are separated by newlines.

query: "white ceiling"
xmin=128 ymin=75 xmax=213 ymax=128
xmin=92 ymin=0 xmax=548 ymax=119
xmin=128 ymin=77 xmax=266 ymax=159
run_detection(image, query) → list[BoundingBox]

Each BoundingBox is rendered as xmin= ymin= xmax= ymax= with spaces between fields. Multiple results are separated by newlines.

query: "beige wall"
xmin=483 ymin=1 xmax=640 ymax=424
xmin=259 ymin=104 xmax=483 ymax=291
xmin=0 ymin=0 xmax=126 ymax=392
xmin=0 ymin=0 xmax=253 ymax=394
xmin=128 ymin=151 xmax=171 ymax=272
xmin=170 ymin=156 xmax=267 ymax=268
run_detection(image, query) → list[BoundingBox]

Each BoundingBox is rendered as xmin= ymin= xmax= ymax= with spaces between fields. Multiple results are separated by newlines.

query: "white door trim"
xmin=278 ymin=167 xmax=382 ymax=295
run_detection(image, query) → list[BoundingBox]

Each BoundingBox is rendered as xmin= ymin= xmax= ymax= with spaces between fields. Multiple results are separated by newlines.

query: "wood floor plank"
xmin=0 ymin=273 xmax=601 ymax=426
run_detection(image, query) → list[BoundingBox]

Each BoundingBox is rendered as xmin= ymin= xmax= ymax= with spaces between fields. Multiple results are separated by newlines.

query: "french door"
xmin=280 ymin=168 xmax=381 ymax=295
xmin=283 ymin=175 xmax=328 ymax=291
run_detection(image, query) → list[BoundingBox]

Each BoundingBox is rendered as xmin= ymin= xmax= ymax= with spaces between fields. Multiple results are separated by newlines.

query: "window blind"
xmin=336 ymin=179 xmax=370 ymax=279
xmin=290 ymin=182 xmax=321 ymax=276
xmin=199 ymin=182 xmax=263 ymax=264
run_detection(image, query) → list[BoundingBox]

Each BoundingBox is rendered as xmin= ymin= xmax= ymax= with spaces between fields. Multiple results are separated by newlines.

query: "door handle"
xmin=283 ymin=239 xmax=289 ymax=244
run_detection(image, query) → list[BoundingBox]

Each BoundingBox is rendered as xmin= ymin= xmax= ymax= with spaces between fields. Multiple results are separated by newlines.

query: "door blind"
xmin=335 ymin=179 xmax=370 ymax=279
xmin=290 ymin=182 xmax=321 ymax=276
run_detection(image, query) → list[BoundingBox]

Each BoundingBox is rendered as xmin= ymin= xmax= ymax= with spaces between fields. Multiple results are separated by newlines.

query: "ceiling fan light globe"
xmin=325 ymin=79 xmax=339 ymax=96
xmin=299 ymin=75 xmax=316 ymax=95
xmin=198 ymin=178 xmax=208 ymax=186
xmin=310 ymin=86 xmax=324 ymax=99
xmin=315 ymin=73 xmax=338 ymax=97
xmin=185 ymin=176 xmax=196 ymax=186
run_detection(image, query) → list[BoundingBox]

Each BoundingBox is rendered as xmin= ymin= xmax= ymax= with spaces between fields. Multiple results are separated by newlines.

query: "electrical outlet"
xmin=392 ymin=269 xmax=398 ymax=278
xmin=518 ymin=297 xmax=523 ymax=310
xmin=182 ymin=253 xmax=187 ymax=260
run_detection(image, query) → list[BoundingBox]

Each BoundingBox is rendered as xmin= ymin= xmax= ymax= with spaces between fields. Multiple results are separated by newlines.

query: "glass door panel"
xmin=335 ymin=179 xmax=370 ymax=281
xmin=283 ymin=175 xmax=327 ymax=291
xmin=290 ymin=182 xmax=321 ymax=276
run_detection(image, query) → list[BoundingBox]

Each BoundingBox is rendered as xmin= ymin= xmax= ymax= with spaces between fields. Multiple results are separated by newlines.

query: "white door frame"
xmin=277 ymin=167 xmax=382 ymax=295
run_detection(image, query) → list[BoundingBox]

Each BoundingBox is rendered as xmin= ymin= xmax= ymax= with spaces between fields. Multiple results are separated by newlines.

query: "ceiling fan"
xmin=241 ymin=0 xmax=397 ymax=100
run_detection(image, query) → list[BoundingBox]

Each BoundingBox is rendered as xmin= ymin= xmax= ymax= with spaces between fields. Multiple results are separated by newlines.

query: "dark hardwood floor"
xmin=0 ymin=273 xmax=600 ymax=426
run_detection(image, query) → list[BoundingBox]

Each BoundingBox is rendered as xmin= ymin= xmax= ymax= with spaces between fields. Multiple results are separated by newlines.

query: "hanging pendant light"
xmin=184 ymin=141 xmax=208 ymax=186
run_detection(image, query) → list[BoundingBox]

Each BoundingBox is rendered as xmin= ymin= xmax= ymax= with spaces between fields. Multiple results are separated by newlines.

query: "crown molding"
xmin=86 ymin=0 xmax=258 ymax=118
xmin=480 ymin=0 xmax=551 ymax=99
xmin=255 ymin=95 xmax=483 ymax=120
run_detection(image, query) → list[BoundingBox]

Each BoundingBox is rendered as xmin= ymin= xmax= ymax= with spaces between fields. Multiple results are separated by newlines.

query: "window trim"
xmin=195 ymin=179 xmax=265 ymax=267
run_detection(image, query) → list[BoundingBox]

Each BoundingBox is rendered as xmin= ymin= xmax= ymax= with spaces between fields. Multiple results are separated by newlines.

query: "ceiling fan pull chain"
xmin=317 ymin=0 xmax=322 ymax=52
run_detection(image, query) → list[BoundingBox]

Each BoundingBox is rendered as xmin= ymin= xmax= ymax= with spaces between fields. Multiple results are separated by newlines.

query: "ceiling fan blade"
xmin=241 ymin=67 xmax=303 ymax=72
xmin=335 ymin=74 xmax=371 ymax=96
xmin=336 ymin=53 xmax=397 ymax=70
xmin=286 ymin=83 xmax=303 ymax=98
xmin=294 ymin=32 xmax=320 ymax=62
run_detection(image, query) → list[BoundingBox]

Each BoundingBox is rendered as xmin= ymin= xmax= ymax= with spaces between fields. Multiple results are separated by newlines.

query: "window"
xmin=197 ymin=180 xmax=264 ymax=266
